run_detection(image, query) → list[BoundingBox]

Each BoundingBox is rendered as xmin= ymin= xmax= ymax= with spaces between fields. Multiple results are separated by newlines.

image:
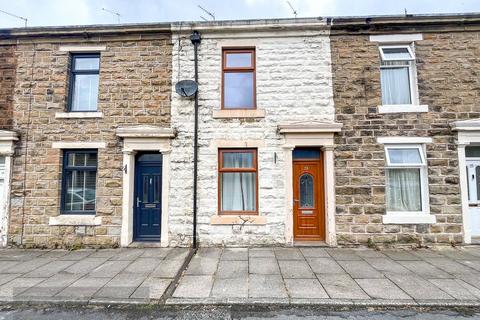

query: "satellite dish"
xmin=175 ymin=80 xmax=198 ymax=97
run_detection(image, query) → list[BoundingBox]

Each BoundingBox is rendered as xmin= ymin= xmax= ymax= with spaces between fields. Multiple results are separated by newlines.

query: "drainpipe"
xmin=190 ymin=31 xmax=201 ymax=248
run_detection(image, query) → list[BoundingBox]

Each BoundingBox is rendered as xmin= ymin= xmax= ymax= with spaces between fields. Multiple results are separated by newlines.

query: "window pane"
xmin=67 ymin=152 xmax=97 ymax=167
xmin=466 ymin=146 xmax=480 ymax=158
xmin=224 ymin=72 xmax=254 ymax=109
xmin=388 ymin=148 xmax=422 ymax=164
xmin=225 ymin=52 xmax=252 ymax=68
xmin=222 ymin=152 xmax=254 ymax=168
xmin=477 ymin=166 xmax=480 ymax=202
xmin=65 ymin=170 xmax=96 ymax=212
xmin=221 ymin=172 xmax=256 ymax=211
xmin=293 ymin=149 xmax=320 ymax=160
xmin=299 ymin=174 xmax=314 ymax=208
xmin=386 ymin=168 xmax=421 ymax=211
xmin=381 ymin=47 xmax=412 ymax=60
xmin=74 ymin=57 xmax=100 ymax=70
xmin=71 ymin=74 xmax=99 ymax=111
xmin=381 ymin=67 xmax=411 ymax=105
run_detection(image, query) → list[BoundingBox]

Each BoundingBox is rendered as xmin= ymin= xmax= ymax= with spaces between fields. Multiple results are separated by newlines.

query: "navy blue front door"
xmin=134 ymin=153 xmax=162 ymax=241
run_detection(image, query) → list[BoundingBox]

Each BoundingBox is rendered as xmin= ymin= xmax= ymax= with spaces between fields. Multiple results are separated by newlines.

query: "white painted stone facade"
xmin=169 ymin=20 xmax=335 ymax=246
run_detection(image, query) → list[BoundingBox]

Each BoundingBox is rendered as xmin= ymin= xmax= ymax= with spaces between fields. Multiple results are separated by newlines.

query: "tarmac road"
xmin=1 ymin=305 xmax=480 ymax=320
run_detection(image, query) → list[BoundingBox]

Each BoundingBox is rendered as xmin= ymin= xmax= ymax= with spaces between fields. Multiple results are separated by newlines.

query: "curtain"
xmin=381 ymin=67 xmax=411 ymax=105
xmin=221 ymin=152 xmax=255 ymax=211
xmin=386 ymin=168 xmax=421 ymax=211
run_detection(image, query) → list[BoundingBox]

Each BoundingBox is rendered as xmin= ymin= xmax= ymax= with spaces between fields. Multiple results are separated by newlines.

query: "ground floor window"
xmin=61 ymin=150 xmax=97 ymax=214
xmin=218 ymin=149 xmax=257 ymax=215
xmin=385 ymin=144 xmax=427 ymax=213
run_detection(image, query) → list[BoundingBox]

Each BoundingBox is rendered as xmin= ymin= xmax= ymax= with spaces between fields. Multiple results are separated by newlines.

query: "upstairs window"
xmin=61 ymin=150 xmax=97 ymax=214
xmin=385 ymin=145 xmax=427 ymax=213
xmin=68 ymin=54 xmax=100 ymax=112
xmin=379 ymin=45 xmax=417 ymax=106
xmin=222 ymin=48 xmax=256 ymax=109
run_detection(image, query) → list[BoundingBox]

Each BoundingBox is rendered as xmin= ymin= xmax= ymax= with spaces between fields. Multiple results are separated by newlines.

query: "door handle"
xmin=137 ymin=197 xmax=141 ymax=207
xmin=293 ymin=199 xmax=299 ymax=203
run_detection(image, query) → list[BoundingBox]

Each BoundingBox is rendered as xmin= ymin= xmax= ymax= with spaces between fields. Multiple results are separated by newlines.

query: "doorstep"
xmin=293 ymin=241 xmax=328 ymax=247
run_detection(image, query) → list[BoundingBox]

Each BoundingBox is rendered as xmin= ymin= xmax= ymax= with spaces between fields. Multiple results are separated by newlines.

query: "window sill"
xmin=210 ymin=215 xmax=266 ymax=225
xmin=55 ymin=112 xmax=103 ymax=119
xmin=383 ymin=213 xmax=436 ymax=224
xmin=49 ymin=215 xmax=102 ymax=226
xmin=378 ymin=105 xmax=428 ymax=114
xmin=212 ymin=109 xmax=265 ymax=119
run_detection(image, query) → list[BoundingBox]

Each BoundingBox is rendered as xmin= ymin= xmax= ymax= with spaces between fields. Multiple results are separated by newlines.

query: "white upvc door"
xmin=467 ymin=160 xmax=480 ymax=236
xmin=0 ymin=156 xmax=6 ymax=245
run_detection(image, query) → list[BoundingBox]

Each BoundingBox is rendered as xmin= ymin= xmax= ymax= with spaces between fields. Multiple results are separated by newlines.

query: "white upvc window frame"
xmin=383 ymin=143 xmax=434 ymax=224
xmin=379 ymin=43 xmax=419 ymax=106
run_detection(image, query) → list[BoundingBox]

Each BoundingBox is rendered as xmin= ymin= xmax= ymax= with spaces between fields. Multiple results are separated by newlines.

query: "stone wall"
xmin=331 ymin=30 xmax=480 ymax=246
xmin=0 ymin=45 xmax=16 ymax=129
xmin=170 ymin=28 xmax=335 ymax=246
xmin=7 ymin=34 xmax=172 ymax=248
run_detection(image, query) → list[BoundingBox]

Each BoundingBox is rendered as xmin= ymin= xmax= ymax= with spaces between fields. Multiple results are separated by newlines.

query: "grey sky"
xmin=0 ymin=0 xmax=479 ymax=28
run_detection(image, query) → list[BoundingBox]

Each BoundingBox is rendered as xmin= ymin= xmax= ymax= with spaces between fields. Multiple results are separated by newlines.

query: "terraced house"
xmin=0 ymin=13 xmax=480 ymax=248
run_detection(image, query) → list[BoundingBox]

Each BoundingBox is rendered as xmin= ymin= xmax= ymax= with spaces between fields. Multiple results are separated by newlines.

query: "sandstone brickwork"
xmin=5 ymin=32 xmax=172 ymax=248
xmin=0 ymin=45 xmax=16 ymax=129
xmin=331 ymin=27 xmax=480 ymax=246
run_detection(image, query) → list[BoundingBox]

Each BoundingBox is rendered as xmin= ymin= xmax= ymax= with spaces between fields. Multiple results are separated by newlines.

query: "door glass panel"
xmin=153 ymin=175 xmax=161 ymax=203
xmin=142 ymin=175 xmax=148 ymax=203
xmin=299 ymin=173 xmax=314 ymax=208
xmin=466 ymin=146 xmax=480 ymax=158
xmin=293 ymin=149 xmax=320 ymax=160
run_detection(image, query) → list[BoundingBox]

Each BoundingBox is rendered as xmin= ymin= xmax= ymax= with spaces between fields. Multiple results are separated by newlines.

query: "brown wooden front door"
xmin=293 ymin=157 xmax=325 ymax=241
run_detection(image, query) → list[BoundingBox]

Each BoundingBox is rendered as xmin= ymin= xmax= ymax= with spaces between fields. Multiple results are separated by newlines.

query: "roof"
xmin=1 ymin=12 xmax=480 ymax=39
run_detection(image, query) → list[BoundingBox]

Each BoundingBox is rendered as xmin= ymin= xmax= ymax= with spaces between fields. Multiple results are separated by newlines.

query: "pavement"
xmin=4 ymin=246 xmax=480 ymax=307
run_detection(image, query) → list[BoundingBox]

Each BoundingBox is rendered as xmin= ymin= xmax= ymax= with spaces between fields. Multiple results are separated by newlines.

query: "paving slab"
xmin=130 ymin=278 xmax=171 ymax=299
xmin=88 ymin=249 xmax=119 ymax=258
xmin=249 ymin=248 xmax=275 ymax=258
xmin=425 ymin=258 xmax=479 ymax=275
xmin=278 ymin=260 xmax=315 ymax=279
xmin=216 ymin=260 xmax=248 ymax=278
xmin=140 ymin=248 xmax=172 ymax=258
xmin=63 ymin=258 xmax=108 ymax=275
xmin=386 ymin=274 xmax=453 ymax=300
xmin=185 ymin=257 xmax=219 ymax=275
xmin=39 ymin=250 xmax=69 ymax=259
xmin=326 ymin=249 xmax=363 ymax=261
xmin=383 ymin=250 xmax=420 ymax=261
xmin=123 ymin=258 xmax=162 ymax=275
xmin=249 ymin=274 xmax=288 ymax=298
xmin=58 ymin=250 xmax=94 ymax=261
xmin=316 ymin=274 xmax=369 ymax=299
xmin=307 ymin=257 xmax=345 ymax=274
xmin=354 ymin=249 xmax=387 ymax=258
xmin=0 ymin=261 xmax=21 ymax=273
xmin=0 ymin=249 xmax=45 ymax=261
xmin=24 ymin=260 xmax=75 ymax=278
xmin=363 ymin=258 xmax=412 ymax=275
xmin=355 ymin=279 xmax=412 ymax=300
xmin=3 ymin=258 xmax=52 ymax=274
xmin=429 ymin=279 xmax=480 ymax=300
xmin=437 ymin=249 xmax=480 ymax=261
xmin=164 ymin=248 xmax=190 ymax=261
xmin=56 ymin=277 xmax=111 ymax=299
xmin=0 ymin=274 xmax=21 ymax=286
xmin=284 ymin=278 xmax=328 ymax=299
xmin=398 ymin=260 xmax=452 ymax=279
xmin=173 ymin=275 xmax=214 ymax=298
xmin=337 ymin=260 xmax=384 ymax=279
xmin=0 ymin=277 xmax=45 ymax=297
xmin=93 ymin=273 xmax=146 ymax=299
xmin=211 ymin=277 xmax=248 ymax=298
xmin=196 ymin=248 xmax=222 ymax=259
xmin=110 ymin=249 xmax=145 ymax=261
xmin=299 ymin=248 xmax=329 ymax=258
xmin=151 ymin=258 xmax=185 ymax=278
xmin=221 ymin=248 xmax=248 ymax=261
xmin=249 ymin=257 xmax=280 ymax=275
xmin=18 ymin=273 xmax=82 ymax=298
xmin=88 ymin=260 xmax=131 ymax=278
xmin=458 ymin=259 xmax=480 ymax=272
xmin=274 ymin=248 xmax=304 ymax=260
